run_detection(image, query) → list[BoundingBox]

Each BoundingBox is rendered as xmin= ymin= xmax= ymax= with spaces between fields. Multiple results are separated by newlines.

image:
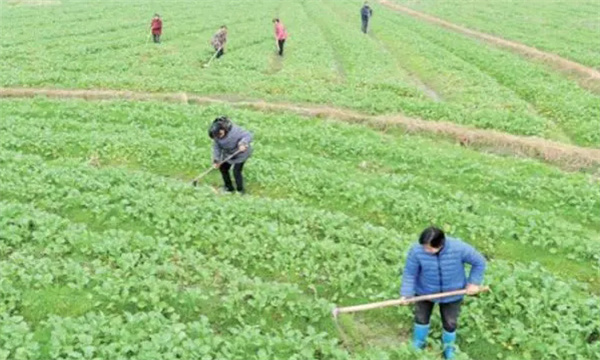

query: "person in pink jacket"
xmin=273 ymin=18 xmax=288 ymax=56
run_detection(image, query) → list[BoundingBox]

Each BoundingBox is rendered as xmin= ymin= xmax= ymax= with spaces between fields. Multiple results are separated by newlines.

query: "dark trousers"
xmin=361 ymin=17 xmax=369 ymax=33
xmin=415 ymin=300 xmax=462 ymax=332
xmin=219 ymin=162 xmax=245 ymax=192
xmin=216 ymin=48 xmax=224 ymax=58
xmin=153 ymin=34 xmax=160 ymax=43
xmin=277 ymin=39 xmax=285 ymax=56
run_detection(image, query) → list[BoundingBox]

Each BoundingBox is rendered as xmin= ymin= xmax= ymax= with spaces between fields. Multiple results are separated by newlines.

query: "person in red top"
xmin=273 ymin=18 xmax=288 ymax=56
xmin=150 ymin=13 xmax=162 ymax=43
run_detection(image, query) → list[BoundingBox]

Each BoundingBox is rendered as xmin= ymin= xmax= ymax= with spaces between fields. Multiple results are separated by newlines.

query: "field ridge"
xmin=2 ymin=86 xmax=599 ymax=172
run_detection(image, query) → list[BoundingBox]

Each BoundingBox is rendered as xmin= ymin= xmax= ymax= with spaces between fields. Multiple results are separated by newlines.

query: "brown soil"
xmin=379 ymin=0 xmax=600 ymax=93
xmin=2 ymin=86 xmax=599 ymax=172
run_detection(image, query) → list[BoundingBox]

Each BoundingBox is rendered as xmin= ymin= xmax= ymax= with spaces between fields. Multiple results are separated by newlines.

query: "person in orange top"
xmin=273 ymin=18 xmax=288 ymax=56
xmin=150 ymin=13 xmax=162 ymax=43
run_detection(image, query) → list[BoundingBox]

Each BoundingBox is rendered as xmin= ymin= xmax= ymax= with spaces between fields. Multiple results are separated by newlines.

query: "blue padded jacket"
xmin=400 ymin=237 xmax=486 ymax=303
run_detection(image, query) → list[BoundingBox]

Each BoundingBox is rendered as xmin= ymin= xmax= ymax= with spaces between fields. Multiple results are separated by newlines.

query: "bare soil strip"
xmin=2 ymin=86 xmax=599 ymax=172
xmin=379 ymin=0 xmax=600 ymax=92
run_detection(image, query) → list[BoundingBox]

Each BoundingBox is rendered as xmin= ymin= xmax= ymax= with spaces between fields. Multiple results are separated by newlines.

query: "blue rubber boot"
xmin=442 ymin=330 xmax=457 ymax=359
xmin=413 ymin=323 xmax=430 ymax=350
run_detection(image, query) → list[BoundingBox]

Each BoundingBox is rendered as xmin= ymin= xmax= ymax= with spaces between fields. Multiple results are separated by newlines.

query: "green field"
xmin=1 ymin=0 xmax=599 ymax=146
xmin=1 ymin=0 xmax=599 ymax=359
xmin=2 ymin=98 xmax=599 ymax=359
xmin=393 ymin=0 xmax=600 ymax=68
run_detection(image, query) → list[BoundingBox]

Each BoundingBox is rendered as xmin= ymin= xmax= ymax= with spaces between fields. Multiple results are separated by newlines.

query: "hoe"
xmin=332 ymin=286 xmax=490 ymax=318
xmin=203 ymin=48 xmax=222 ymax=68
xmin=191 ymin=150 xmax=242 ymax=187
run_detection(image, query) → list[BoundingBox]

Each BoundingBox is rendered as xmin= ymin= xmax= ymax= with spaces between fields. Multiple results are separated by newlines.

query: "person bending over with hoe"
xmin=209 ymin=116 xmax=253 ymax=194
xmin=211 ymin=25 xmax=228 ymax=59
xmin=360 ymin=1 xmax=373 ymax=34
xmin=150 ymin=13 xmax=162 ymax=43
xmin=273 ymin=18 xmax=288 ymax=56
xmin=400 ymin=226 xmax=486 ymax=359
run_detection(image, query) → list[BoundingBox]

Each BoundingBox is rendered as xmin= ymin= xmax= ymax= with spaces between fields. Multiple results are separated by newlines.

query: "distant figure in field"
xmin=209 ymin=116 xmax=253 ymax=194
xmin=273 ymin=18 xmax=288 ymax=56
xmin=150 ymin=13 xmax=162 ymax=43
xmin=360 ymin=1 xmax=373 ymax=34
xmin=211 ymin=25 xmax=228 ymax=59
xmin=400 ymin=226 xmax=487 ymax=359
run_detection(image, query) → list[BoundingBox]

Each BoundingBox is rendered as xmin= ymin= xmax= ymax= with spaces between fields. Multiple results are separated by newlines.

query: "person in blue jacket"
xmin=400 ymin=226 xmax=486 ymax=359
xmin=208 ymin=116 xmax=253 ymax=194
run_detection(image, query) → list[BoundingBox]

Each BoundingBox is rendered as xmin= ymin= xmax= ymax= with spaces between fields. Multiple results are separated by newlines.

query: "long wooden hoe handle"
xmin=192 ymin=150 xmax=243 ymax=184
xmin=333 ymin=286 xmax=490 ymax=317
xmin=204 ymin=47 xmax=222 ymax=67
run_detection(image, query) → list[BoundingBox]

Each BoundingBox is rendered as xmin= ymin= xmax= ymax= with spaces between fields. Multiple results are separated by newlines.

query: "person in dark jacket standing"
xmin=209 ymin=116 xmax=253 ymax=194
xmin=360 ymin=1 xmax=373 ymax=34
xmin=400 ymin=227 xmax=486 ymax=359
xmin=150 ymin=13 xmax=162 ymax=43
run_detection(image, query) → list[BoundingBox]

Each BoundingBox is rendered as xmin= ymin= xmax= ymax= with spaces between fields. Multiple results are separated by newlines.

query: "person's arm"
xmin=213 ymin=142 xmax=223 ymax=164
xmin=237 ymin=127 xmax=253 ymax=151
xmin=462 ymin=242 xmax=486 ymax=288
xmin=212 ymin=32 xmax=221 ymax=47
xmin=400 ymin=247 xmax=420 ymax=298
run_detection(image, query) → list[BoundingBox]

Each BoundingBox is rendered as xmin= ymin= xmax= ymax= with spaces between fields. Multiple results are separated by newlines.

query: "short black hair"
xmin=273 ymin=18 xmax=280 ymax=23
xmin=208 ymin=116 xmax=232 ymax=139
xmin=419 ymin=226 xmax=445 ymax=248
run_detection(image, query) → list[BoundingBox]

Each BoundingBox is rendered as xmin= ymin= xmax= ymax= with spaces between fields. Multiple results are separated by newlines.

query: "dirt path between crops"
xmin=378 ymin=0 xmax=600 ymax=92
xmin=2 ymin=86 xmax=600 ymax=172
